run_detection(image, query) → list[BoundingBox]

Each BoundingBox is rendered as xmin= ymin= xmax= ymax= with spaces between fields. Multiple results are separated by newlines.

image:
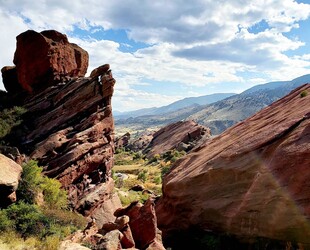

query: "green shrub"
xmin=0 ymin=106 xmax=26 ymax=139
xmin=133 ymin=152 xmax=143 ymax=160
xmin=118 ymin=191 xmax=149 ymax=206
xmin=300 ymin=90 xmax=308 ymax=98
xmin=0 ymin=209 xmax=14 ymax=231
xmin=4 ymin=201 xmax=49 ymax=237
xmin=41 ymin=177 xmax=67 ymax=209
xmin=154 ymin=175 xmax=162 ymax=184
xmin=137 ymin=169 xmax=148 ymax=183
xmin=17 ymin=160 xmax=43 ymax=204
xmin=161 ymin=166 xmax=171 ymax=177
xmin=17 ymin=160 xmax=68 ymax=209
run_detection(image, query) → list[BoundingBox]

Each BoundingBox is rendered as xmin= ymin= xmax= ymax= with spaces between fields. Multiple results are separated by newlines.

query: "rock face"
xmin=2 ymin=30 xmax=118 ymax=220
xmin=0 ymin=154 xmax=23 ymax=207
xmin=127 ymin=133 xmax=154 ymax=152
xmin=144 ymin=120 xmax=210 ymax=158
xmin=115 ymin=199 xmax=165 ymax=250
xmin=157 ymin=84 xmax=310 ymax=244
xmin=115 ymin=132 xmax=131 ymax=150
xmin=2 ymin=30 xmax=88 ymax=93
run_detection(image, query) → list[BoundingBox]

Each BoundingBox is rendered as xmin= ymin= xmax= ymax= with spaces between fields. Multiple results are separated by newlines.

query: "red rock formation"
xmin=3 ymin=30 xmax=88 ymax=93
xmin=2 ymin=29 xmax=121 ymax=234
xmin=157 ymin=84 xmax=310 ymax=244
xmin=115 ymin=199 xmax=165 ymax=250
xmin=115 ymin=132 xmax=131 ymax=149
xmin=0 ymin=154 xmax=23 ymax=207
xmin=127 ymin=133 xmax=154 ymax=152
xmin=144 ymin=120 xmax=210 ymax=158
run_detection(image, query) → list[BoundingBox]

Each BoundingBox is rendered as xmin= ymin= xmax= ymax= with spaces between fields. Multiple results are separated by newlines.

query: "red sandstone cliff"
xmin=1 ymin=30 xmax=119 ymax=226
xmin=157 ymin=84 xmax=310 ymax=244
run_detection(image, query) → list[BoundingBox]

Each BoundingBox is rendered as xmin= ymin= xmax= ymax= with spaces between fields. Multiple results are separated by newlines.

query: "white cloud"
xmin=0 ymin=0 xmax=310 ymax=111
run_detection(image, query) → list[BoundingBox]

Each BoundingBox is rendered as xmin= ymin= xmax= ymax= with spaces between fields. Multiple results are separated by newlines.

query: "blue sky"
xmin=1 ymin=0 xmax=310 ymax=111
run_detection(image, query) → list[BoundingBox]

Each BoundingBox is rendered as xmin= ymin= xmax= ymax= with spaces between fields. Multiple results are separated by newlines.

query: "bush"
xmin=118 ymin=191 xmax=149 ymax=206
xmin=17 ymin=160 xmax=68 ymax=209
xmin=4 ymin=201 xmax=49 ymax=237
xmin=161 ymin=166 xmax=171 ymax=177
xmin=154 ymin=175 xmax=162 ymax=184
xmin=137 ymin=169 xmax=148 ymax=183
xmin=0 ymin=106 xmax=26 ymax=139
xmin=41 ymin=177 xmax=67 ymax=209
xmin=300 ymin=90 xmax=308 ymax=98
xmin=0 ymin=209 xmax=13 ymax=231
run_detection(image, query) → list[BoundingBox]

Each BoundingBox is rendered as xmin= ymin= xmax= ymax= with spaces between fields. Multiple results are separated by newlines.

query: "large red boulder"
xmin=10 ymin=30 xmax=88 ymax=92
xmin=157 ymin=84 xmax=310 ymax=244
xmin=115 ymin=199 xmax=165 ymax=250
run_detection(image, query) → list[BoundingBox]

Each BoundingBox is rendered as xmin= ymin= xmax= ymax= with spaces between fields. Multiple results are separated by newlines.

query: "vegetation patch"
xmin=0 ymin=106 xmax=26 ymax=140
xmin=0 ymin=161 xmax=86 ymax=250
xmin=113 ymin=148 xmax=187 ymax=206
xmin=300 ymin=90 xmax=308 ymax=98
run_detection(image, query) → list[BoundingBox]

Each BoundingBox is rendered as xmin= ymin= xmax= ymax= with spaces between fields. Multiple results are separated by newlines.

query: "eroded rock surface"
xmin=115 ymin=199 xmax=165 ymax=250
xmin=157 ymin=84 xmax=310 ymax=244
xmin=144 ymin=120 xmax=210 ymax=158
xmin=2 ymin=30 xmax=117 ymax=218
xmin=2 ymin=29 xmax=88 ymax=93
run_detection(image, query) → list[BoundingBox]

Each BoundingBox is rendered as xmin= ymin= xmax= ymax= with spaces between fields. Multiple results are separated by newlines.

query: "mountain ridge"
xmin=116 ymin=74 xmax=310 ymax=135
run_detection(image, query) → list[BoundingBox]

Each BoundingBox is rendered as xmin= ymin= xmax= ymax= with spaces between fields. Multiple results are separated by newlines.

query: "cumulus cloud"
xmin=0 ymin=0 xmax=310 ymax=110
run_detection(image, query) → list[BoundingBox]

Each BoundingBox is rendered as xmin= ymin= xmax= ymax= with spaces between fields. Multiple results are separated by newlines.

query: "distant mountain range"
xmin=115 ymin=74 xmax=310 ymax=135
xmin=114 ymin=93 xmax=235 ymax=119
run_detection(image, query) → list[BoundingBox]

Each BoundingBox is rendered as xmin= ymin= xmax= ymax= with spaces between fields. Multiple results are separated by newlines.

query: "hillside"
xmin=116 ymin=74 xmax=310 ymax=135
xmin=114 ymin=93 xmax=235 ymax=119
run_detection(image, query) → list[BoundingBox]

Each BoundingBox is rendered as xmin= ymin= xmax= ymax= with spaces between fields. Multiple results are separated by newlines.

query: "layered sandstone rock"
xmin=144 ymin=120 xmax=210 ymax=158
xmin=5 ymin=63 xmax=118 ymax=220
xmin=3 ymin=30 xmax=118 ymax=218
xmin=157 ymin=84 xmax=310 ymax=244
xmin=2 ymin=29 xmax=88 ymax=93
xmin=0 ymin=154 xmax=22 ymax=207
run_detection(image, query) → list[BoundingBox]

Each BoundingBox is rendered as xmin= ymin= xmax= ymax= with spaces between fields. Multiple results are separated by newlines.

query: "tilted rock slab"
xmin=144 ymin=120 xmax=211 ymax=158
xmin=6 ymin=63 xmax=120 ymax=219
xmin=157 ymin=84 xmax=310 ymax=244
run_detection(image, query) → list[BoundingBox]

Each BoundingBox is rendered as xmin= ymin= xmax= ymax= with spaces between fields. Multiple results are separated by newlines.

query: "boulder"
xmin=59 ymin=241 xmax=92 ymax=250
xmin=115 ymin=132 xmax=130 ymax=150
xmin=1 ymin=66 xmax=23 ymax=94
xmin=144 ymin=120 xmax=210 ymax=158
xmin=115 ymin=199 xmax=165 ymax=249
xmin=157 ymin=84 xmax=310 ymax=244
xmin=0 ymin=154 xmax=22 ymax=207
xmin=95 ymin=230 xmax=123 ymax=250
xmin=10 ymin=29 xmax=88 ymax=92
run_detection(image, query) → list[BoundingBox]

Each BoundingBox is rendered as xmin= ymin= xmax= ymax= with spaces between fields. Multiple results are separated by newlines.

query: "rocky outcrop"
xmin=157 ymin=84 xmax=310 ymax=244
xmin=115 ymin=132 xmax=131 ymax=150
xmin=63 ymin=199 xmax=164 ymax=249
xmin=114 ymin=199 xmax=165 ymax=250
xmin=144 ymin=120 xmax=210 ymax=158
xmin=2 ymin=30 xmax=88 ymax=93
xmin=1 ymin=30 xmax=119 ymax=221
xmin=127 ymin=133 xmax=154 ymax=152
xmin=0 ymin=154 xmax=22 ymax=207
